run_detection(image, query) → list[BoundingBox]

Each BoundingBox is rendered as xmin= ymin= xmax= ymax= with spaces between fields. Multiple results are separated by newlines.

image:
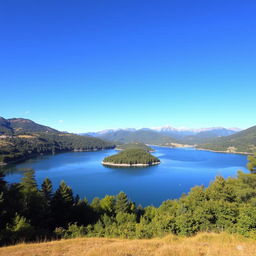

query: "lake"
xmin=2 ymin=146 xmax=248 ymax=206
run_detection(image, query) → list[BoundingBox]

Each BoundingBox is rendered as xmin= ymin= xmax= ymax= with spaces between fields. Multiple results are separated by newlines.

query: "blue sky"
xmin=0 ymin=0 xmax=255 ymax=132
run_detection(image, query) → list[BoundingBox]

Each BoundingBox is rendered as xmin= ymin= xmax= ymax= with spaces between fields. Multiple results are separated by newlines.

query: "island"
xmin=102 ymin=148 xmax=160 ymax=167
xmin=116 ymin=142 xmax=154 ymax=152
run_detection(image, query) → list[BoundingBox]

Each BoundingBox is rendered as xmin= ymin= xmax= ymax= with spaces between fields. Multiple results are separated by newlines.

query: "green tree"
xmin=205 ymin=176 xmax=236 ymax=202
xmin=100 ymin=195 xmax=116 ymax=215
xmin=0 ymin=171 xmax=7 ymax=230
xmin=52 ymin=180 xmax=74 ymax=227
xmin=236 ymin=204 xmax=256 ymax=237
xmin=41 ymin=177 xmax=53 ymax=202
xmin=19 ymin=169 xmax=49 ymax=229
xmin=20 ymin=169 xmax=37 ymax=193
xmin=115 ymin=192 xmax=130 ymax=213
xmin=6 ymin=214 xmax=35 ymax=243
xmin=247 ymin=153 xmax=256 ymax=174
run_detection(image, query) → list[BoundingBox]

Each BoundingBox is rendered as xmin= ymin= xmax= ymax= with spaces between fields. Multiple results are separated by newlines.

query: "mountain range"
xmin=82 ymin=126 xmax=240 ymax=144
xmin=0 ymin=117 xmax=255 ymax=158
xmin=81 ymin=125 xmax=256 ymax=153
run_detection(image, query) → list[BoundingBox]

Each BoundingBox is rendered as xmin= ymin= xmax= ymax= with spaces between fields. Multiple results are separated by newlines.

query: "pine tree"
xmin=20 ymin=169 xmax=37 ymax=193
xmin=115 ymin=192 xmax=130 ymax=213
xmin=52 ymin=181 xmax=74 ymax=227
xmin=41 ymin=178 xmax=53 ymax=202
xmin=55 ymin=180 xmax=74 ymax=206
xmin=0 ymin=171 xmax=7 ymax=229
xmin=19 ymin=169 xmax=49 ymax=230
xmin=0 ymin=171 xmax=6 ymax=193
xmin=247 ymin=153 xmax=256 ymax=174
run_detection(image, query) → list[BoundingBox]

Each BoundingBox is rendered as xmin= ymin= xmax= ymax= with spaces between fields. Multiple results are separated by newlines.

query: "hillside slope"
xmin=0 ymin=117 xmax=59 ymax=135
xmin=0 ymin=233 xmax=255 ymax=256
xmin=198 ymin=125 xmax=256 ymax=153
xmin=0 ymin=117 xmax=115 ymax=164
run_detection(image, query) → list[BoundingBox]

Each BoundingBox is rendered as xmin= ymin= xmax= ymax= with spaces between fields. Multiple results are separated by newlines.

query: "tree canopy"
xmin=102 ymin=149 xmax=160 ymax=166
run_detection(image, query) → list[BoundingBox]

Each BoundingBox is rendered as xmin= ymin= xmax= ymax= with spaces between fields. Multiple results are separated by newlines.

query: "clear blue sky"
xmin=0 ymin=0 xmax=255 ymax=132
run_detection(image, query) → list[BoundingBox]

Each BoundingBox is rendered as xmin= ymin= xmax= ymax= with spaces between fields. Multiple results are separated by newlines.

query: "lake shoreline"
xmin=0 ymin=147 xmax=115 ymax=167
xmin=150 ymin=144 xmax=252 ymax=156
xmin=101 ymin=161 xmax=160 ymax=167
xmin=195 ymin=147 xmax=252 ymax=156
xmin=4 ymin=146 xmax=248 ymax=207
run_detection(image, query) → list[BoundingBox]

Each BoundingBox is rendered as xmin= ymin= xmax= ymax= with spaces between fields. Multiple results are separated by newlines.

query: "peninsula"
xmin=102 ymin=149 xmax=160 ymax=167
xmin=115 ymin=142 xmax=154 ymax=152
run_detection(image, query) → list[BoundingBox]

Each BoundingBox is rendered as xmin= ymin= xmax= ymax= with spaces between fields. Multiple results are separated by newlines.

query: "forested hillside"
xmin=198 ymin=126 xmax=256 ymax=153
xmin=0 ymin=117 xmax=115 ymax=165
xmin=116 ymin=143 xmax=153 ymax=152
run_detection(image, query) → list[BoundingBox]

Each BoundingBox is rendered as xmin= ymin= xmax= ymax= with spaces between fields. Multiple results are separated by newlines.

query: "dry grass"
xmin=0 ymin=233 xmax=256 ymax=256
xmin=16 ymin=135 xmax=37 ymax=139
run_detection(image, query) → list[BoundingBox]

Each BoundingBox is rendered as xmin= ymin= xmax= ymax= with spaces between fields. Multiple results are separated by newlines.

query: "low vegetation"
xmin=102 ymin=149 xmax=160 ymax=166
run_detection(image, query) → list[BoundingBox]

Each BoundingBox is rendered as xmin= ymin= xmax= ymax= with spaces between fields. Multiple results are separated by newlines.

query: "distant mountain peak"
xmin=150 ymin=125 xmax=241 ymax=133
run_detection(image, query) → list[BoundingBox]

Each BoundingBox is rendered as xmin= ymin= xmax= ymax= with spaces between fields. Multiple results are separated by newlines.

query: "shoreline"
xmin=0 ymin=147 xmax=115 ymax=167
xmin=115 ymin=148 xmax=155 ymax=153
xmin=149 ymin=144 xmax=252 ymax=156
xmin=195 ymin=147 xmax=252 ymax=155
xmin=102 ymin=161 xmax=160 ymax=167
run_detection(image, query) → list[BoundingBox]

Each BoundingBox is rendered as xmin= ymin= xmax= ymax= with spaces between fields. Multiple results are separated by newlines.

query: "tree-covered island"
xmin=102 ymin=149 xmax=160 ymax=167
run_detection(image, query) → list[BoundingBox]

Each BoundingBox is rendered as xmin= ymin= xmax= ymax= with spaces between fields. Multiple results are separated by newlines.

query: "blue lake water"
xmin=2 ymin=146 xmax=248 ymax=206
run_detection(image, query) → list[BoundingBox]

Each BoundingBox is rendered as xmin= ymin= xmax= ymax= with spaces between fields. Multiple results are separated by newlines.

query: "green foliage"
xmin=115 ymin=192 xmax=130 ymax=213
xmin=54 ymin=223 xmax=87 ymax=239
xmin=6 ymin=214 xmax=35 ymax=243
xmin=0 ymin=132 xmax=115 ymax=164
xmin=236 ymin=205 xmax=256 ymax=238
xmin=52 ymin=181 xmax=75 ymax=227
xmin=103 ymin=149 xmax=160 ymax=165
xmin=41 ymin=177 xmax=53 ymax=202
xmin=100 ymin=195 xmax=116 ymax=215
xmin=20 ymin=169 xmax=37 ymax=193
xmin=247 ymin=153 xmax=256 ymax=173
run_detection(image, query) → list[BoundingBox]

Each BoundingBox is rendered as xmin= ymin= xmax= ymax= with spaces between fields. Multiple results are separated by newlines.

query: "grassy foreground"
xmin=0 ymin=233 xmax=256 ymax=256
